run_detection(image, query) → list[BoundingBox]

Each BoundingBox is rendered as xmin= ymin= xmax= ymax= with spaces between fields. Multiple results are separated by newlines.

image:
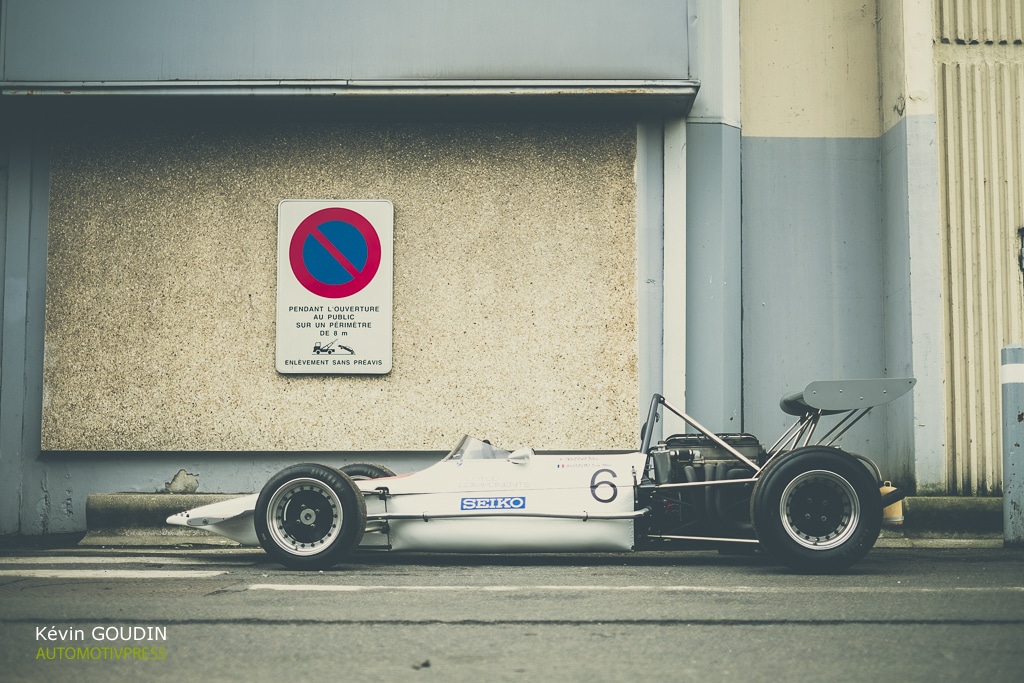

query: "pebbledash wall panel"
xmin=1 ymin=0 xmax=690 ymax=83
xmin=42 ymin=116 xmax=641 ymax=453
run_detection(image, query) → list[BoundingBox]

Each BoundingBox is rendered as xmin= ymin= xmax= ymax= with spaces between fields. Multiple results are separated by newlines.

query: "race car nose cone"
xmin=166 ymin=511 xmax=188 ymax=527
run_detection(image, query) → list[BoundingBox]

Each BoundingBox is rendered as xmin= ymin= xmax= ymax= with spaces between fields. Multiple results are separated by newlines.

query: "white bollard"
xmin=1002 ymin=345 xmax=1024 ymax=546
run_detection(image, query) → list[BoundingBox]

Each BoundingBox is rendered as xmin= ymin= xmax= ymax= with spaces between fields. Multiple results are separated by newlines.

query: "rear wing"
xmin=770 ymin=378 xmax=917 ymax=456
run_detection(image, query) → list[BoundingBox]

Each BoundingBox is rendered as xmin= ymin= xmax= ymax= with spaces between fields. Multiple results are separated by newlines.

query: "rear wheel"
xmin=751 ymin=447 xmax=881 ymax=573
xmin=254 ymin=463 xmax=366 ymax=570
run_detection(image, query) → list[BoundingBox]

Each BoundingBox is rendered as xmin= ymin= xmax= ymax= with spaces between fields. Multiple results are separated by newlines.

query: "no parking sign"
xmin=277 ymin=200 xmax=393 ymax=374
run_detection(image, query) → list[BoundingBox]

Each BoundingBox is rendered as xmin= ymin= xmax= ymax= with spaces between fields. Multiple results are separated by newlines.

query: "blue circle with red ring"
xmin=289 ymin=207 xmax=382 ymax=298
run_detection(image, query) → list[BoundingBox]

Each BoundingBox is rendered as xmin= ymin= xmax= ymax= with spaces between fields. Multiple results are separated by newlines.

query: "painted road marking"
xmin=0 ymin=569 xmax=227 ymax=579
xmin=248 ymin=584 xmax=1024 ymax=594
xmin=0 ymin=556 xmax=225 ymax=565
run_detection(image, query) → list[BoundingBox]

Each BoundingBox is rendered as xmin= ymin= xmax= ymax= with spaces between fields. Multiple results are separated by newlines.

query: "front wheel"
xmin=340 ymin=463 xmax=396 ymax=480
xmin=751 ymin=447 xmax=881 ymax=573
xmin=254 ymin=463 xmax=366 ymax=570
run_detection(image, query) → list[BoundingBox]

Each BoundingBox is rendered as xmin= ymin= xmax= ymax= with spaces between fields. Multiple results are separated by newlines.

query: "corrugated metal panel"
xmin=937 ymin=57 xmax=1024 ymax=494
xmin=936 ymin=0 xmax=1024 ymax=44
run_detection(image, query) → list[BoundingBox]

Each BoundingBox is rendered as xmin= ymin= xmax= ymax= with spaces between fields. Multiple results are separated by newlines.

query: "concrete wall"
xmin=683 ymin=1 xmax=743 ymax=432
xmin=2 ymin=0 xmax=965 ymax=539
xmin=2 ymin=0 xmax=697 ymax=536
xmin=740 ymin=1 xmax=881 ymax=141
xmin=878 ymin=0 xmax=945 ymax=493
xmin=42 ymin=106 xmax=640 ymax=454
xmin=740 ymin=136 xmax=889 ymax=457
xmin=0 ymin=123 xmax=51 ymax=535
xmin=740 ymin=1 xmax=902 ymax=477
xmin=739 ymin=0 xmax=946 ymax=490
xmin=685 ymin=121 xmax=741 ymax=431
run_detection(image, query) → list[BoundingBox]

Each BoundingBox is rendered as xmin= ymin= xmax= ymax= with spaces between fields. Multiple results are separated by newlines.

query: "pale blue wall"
xmin=0 ymin=126 xmax=49 ymax=535
xmin=685 ymin=121 xmax=742 ymax=431
xmin=880 ymin=114 xmax=945 ymax=492
xmin=740 ymin=136 xmax=897 ymax=476
xmin=740 ymin=119 xmax=942 ymax=491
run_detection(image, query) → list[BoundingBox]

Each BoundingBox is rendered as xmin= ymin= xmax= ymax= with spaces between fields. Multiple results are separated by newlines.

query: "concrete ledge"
xmin=82 ymin=492 xmax=246 ymax=547
xmin=901 ymin=496 xmax=1003 ymax=536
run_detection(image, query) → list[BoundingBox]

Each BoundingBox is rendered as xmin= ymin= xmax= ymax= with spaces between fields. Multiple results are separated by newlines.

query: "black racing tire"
xmin=254 ymin=463 xmax=366 ymax=570
xmin=340 ymin=463 xmax=396 ymax=480
xmin=751 ymin=447 xmax=882 ymax=573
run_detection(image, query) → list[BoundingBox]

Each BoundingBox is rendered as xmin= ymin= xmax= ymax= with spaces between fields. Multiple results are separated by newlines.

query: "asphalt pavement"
xmin=0 ymin=490 xmax=1018 ymax=682
xmin=1 ymin=543 xmax=1022 ymax=682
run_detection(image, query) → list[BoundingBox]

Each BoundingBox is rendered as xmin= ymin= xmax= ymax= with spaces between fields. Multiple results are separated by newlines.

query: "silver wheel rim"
xmin=265 ymin=477 xmax=343 ymax=556
xmin=779 ymin=469 xmax=860 ymax=550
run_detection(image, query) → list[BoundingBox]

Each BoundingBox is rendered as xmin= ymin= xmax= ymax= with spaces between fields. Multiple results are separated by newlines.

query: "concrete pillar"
xmin=1002 ymin=345 xmax=1024 ymax=546
xmin=1 ymin=127 xmax=50 ymax=536
xmin=685 ymin=0 xmax=741 ymax=431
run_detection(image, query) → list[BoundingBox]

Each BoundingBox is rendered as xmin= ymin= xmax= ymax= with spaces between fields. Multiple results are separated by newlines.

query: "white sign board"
xmin=276 ymin=200 xmax=393 ymax=374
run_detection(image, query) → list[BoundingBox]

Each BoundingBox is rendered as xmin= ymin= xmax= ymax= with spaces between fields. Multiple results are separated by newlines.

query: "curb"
xmin=82 ymin=492 xmax=245 ymax=547
xmin=901 ymin=496 xmax=1003 ymax=536
xmin=73 ymin=492 xmax=1011 ymax=548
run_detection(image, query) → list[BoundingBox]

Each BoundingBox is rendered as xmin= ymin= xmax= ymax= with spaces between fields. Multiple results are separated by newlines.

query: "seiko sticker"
xmin=460 ymin=496 xmax=526 ymax=510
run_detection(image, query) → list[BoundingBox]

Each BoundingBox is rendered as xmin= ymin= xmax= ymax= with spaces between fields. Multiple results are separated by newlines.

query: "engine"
xmin=643 ymin=433 xmax=767 ymax=541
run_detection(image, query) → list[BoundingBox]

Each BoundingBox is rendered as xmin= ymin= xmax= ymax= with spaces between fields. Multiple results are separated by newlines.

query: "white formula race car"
xmin=167 ymin=378 xmax=915 ymax=573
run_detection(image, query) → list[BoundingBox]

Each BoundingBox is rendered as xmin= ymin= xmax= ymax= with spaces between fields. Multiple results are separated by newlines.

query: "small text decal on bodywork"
xmin=460 ymin=496 xmax=526 ymax=510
